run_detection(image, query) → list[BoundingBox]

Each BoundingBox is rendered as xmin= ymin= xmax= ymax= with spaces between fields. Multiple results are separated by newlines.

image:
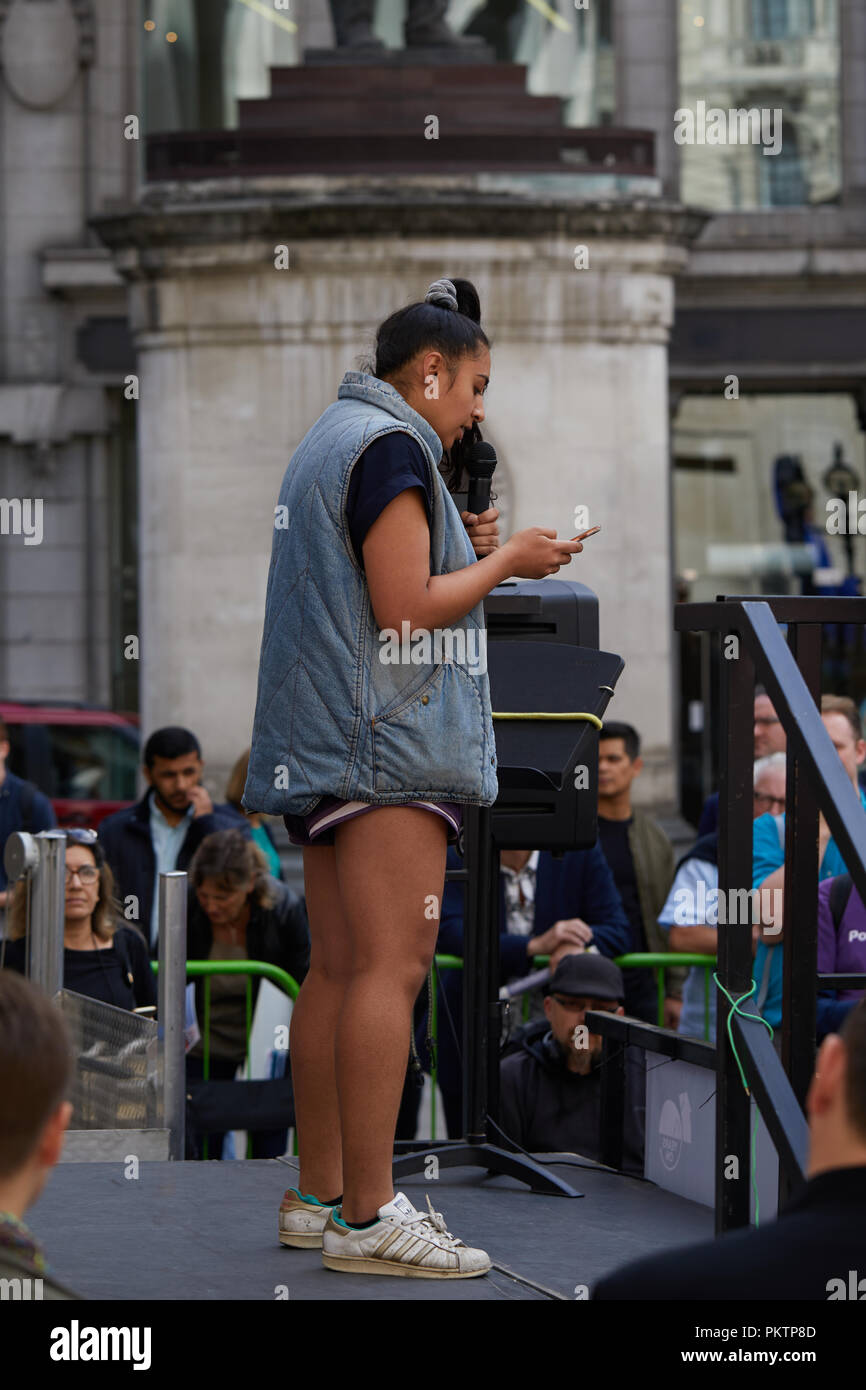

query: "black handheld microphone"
xmin=465 ymin=440 xmax=497 ymax=517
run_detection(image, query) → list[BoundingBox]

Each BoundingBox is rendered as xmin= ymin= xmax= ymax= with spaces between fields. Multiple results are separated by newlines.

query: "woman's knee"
xmin=303 ymin=953 xmax=353 ymax=991
xmin=346 ymin=951 xmax=434 ymax=1006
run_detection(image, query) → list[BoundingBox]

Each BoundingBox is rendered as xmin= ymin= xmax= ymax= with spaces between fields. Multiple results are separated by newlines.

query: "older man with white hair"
xmin=656 ymin=754 xmax=787 ymax=1040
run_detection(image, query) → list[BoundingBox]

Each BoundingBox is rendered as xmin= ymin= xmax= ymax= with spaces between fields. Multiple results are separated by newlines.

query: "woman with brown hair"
xmin=1 ymin=828 xmax=155 ymax=1012
xmin=185 ymin=828 xmax=310 ymax=1159
xmin=224 ymin=748 xmax=283 ymax=880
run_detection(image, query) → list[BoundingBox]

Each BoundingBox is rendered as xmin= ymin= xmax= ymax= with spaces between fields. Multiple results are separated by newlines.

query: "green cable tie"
xmin=712 ymin=972 xmax=773 ymax=1228
xmin=712 ymin=971 xmax=774 ymax=1095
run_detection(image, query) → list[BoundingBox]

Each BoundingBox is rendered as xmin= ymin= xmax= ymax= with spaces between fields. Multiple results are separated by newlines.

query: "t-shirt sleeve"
xmin=752 ymin=812 xmax=784 ymax=891
xmin=345 ymin=432 xmax=433 ymax=569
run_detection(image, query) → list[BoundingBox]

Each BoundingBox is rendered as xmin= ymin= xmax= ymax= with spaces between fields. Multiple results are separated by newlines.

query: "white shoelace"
xmin=393 ymin=1195 xmax=465 ymax=1251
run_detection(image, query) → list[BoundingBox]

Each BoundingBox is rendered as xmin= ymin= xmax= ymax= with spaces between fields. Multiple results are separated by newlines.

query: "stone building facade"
xmin=2 ymin=0 xmax=865 ymax=819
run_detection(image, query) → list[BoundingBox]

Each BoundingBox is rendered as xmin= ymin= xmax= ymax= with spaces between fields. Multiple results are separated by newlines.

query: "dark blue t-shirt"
xmin=346 ymin=432 xmax=433 ymax=569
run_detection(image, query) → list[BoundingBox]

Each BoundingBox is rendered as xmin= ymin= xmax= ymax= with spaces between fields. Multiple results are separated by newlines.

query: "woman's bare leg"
xmin=291 ymin=841 xmax=353 ymax=1201
xmin=333 ymin=806 xmax=447 ymax=1224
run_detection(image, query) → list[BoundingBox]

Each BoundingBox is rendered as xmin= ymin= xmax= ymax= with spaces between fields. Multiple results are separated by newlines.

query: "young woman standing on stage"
xmin=244 ymin=277 xmax=583 ymax=1277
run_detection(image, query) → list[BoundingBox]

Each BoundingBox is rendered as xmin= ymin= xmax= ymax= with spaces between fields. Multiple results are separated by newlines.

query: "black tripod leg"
xmin=392 ymin=1142 xmax=582 ymax=1197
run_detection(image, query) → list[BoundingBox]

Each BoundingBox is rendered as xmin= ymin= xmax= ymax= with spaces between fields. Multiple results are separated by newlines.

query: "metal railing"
xmin=3 ymin=835 xmax=189 ymax=1161
xmin=670 ymin=594 xmax=866 ymax=1230
xmin=151 ymin=959 xmax=300 ymax=1159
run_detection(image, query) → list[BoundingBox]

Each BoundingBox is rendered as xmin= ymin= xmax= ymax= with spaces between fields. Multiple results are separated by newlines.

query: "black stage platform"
xmin=32 ymin=1157 xmax=713 ymax=1301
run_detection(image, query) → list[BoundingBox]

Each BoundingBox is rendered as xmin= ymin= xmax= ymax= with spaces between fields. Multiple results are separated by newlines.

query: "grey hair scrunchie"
xmin=425 ymin=278 xmax=458 ymax=311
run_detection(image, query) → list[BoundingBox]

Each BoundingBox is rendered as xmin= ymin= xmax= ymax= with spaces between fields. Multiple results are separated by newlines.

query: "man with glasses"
xmin=498 ymin=955 xmax=645 ymax=1175
xmin=697 ymin=686 xmax=787 ymax=836
xmin=751 ymin=752 xmax=788 ymax=818
xmin=753 ymin=689 xmax=787 ymax=758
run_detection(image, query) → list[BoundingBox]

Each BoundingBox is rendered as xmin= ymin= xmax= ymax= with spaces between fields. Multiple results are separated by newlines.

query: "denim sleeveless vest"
xmin=242 ymin=370 xmax=498 ymax=816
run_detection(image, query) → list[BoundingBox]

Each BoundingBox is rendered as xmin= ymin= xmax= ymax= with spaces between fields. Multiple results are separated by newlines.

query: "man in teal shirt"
xmin=753 ymin=696 xmax=866 ymax=1028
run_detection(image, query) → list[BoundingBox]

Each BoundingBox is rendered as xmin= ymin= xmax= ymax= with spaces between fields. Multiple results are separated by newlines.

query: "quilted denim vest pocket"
xmin=370 ymin=657 xmax=488 ymax=797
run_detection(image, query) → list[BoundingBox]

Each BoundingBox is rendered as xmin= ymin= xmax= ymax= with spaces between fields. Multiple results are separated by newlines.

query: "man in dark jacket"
xmin=411 ymin=840 xmax=632 ymax=1139
xmin=98 ymin=726 xmax=249 ymax=956
xmin=596 ymin=720 xmax=683 ymax=1026
xmin=593 ymin=1000 xmax=866 ymax=1299
xmin=0 ymin=717 xmax=56 ymax=915
xmin=499 ymin=955 xmax=645 ymax=1175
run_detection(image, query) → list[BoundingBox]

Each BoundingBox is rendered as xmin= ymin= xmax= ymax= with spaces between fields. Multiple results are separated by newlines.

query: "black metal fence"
xmin=599 ymin=596 xmax=866 ymax=1233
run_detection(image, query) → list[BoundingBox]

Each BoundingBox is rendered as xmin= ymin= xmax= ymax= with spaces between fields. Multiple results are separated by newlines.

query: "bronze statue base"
xmin=303 ymin=43 xmax=496 ymax=66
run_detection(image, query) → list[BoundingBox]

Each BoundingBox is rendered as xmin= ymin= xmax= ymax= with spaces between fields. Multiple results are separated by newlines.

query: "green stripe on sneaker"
xmin=294 ymin=1189 xmax=342 ymax=1207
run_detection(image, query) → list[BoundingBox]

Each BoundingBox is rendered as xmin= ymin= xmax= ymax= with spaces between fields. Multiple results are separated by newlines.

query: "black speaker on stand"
xmin=392 ymin=579 xmax=624 ymax=1197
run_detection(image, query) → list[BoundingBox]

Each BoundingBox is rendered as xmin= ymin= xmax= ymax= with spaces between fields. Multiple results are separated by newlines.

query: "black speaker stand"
xmin=391 ymin=805 xmax=581 ymax=1198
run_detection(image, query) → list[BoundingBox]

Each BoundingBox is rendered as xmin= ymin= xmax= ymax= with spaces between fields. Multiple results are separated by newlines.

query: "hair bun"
xmin=425 ymin=278 xmax=459 ymax=312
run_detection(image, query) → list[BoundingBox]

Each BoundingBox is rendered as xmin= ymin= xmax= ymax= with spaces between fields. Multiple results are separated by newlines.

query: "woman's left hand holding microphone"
xmin=461 ymin=506 xmax=500 ymax=559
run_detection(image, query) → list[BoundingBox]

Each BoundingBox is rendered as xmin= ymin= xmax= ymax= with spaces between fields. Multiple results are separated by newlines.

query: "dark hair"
xmin=361 ymin=277 xmax=490 ymax=493
xmin=143 ymin=726 xmax=202 ymax=769
xmin=821 ymin=694 xmax=862 ymax=745
xmin=0 ymin=971 xmax=71 ymax=1179
xmin=0 ymin=717 xmax=8 ymax=743
xmin=188 ymin=829 xmax=276 ymax=912
xmin=840 ymin=1001 xmax=866 ymax=1143
xmin=599 ymin=722 xmax=640 ymax=761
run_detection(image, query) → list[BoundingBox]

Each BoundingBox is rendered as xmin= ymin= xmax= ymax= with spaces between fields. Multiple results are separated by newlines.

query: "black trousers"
xmin=185 ymin=1054 xmax=289 ymax=1160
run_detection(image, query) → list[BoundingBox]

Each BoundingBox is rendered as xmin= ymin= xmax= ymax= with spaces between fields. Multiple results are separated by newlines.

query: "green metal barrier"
xmin=614 ymin=952 xmax=717 ymax=1038
xmin=152 ymin=959 xmax=300 ymax=1158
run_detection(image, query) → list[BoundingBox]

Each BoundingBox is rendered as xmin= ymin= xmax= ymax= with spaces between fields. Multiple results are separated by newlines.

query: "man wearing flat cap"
xmin=499 ymin=955 xmax=646 ymax=1175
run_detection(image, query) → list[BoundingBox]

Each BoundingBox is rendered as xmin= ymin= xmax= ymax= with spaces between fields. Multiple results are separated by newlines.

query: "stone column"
xmin=95 ymin=184 xmax=704 ymax=804
xmin=841 ymin=0 xmax=866 ymax=205
xmin=614 ymin=0 xmax=680 ymax=201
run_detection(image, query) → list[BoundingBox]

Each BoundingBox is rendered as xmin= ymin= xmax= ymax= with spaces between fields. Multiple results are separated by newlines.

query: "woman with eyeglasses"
xmin=1 ymin=829 xmax=156 ymax=1013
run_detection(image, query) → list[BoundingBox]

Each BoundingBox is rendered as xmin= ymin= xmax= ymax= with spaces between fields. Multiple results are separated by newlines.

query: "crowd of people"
xmin=0 ymin=722 xmax=310 ymax=1162
xmin=2 ymin=695 xmax=866 ymax=1297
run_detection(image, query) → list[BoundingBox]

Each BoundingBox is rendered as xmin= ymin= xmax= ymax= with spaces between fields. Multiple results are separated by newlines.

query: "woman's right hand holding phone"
xmin=503 ymin=527 xmax=585 ymax=580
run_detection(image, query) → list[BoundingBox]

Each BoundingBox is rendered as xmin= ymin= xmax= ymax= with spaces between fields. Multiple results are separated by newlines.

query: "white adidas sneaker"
xmin=278 ymin=1187 xmax=336 ymax=1248
xmin=322 ymin=1191 xmax=491 ymax=1278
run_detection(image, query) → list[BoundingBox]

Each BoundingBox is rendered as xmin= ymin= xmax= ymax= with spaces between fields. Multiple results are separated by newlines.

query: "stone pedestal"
xmin=145 ymin=58 xmax=655 ymax=180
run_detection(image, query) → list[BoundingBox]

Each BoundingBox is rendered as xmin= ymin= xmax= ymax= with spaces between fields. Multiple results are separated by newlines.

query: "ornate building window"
xmin=678 ymin=0 xmax=840 ymax=209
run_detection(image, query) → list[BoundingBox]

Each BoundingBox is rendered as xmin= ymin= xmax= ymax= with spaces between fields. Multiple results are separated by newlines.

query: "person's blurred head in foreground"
xmin=807 ymin=1000 xmax=866 ymax=1178
xmin=0 ymin=971 xmax=72 ymax=1219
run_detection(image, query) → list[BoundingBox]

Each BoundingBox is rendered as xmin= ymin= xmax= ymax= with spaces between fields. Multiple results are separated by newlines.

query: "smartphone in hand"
xmin=571 ymin=525 xmax=601 ymax=542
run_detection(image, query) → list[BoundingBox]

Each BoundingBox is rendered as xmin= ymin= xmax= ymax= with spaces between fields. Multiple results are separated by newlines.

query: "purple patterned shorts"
xmin=284 ymin=796 xmax=464 ymax=850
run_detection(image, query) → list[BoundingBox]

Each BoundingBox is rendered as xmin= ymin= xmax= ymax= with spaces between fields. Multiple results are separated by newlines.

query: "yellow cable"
xmin=492 ymin=712 xmax=603 ymax=729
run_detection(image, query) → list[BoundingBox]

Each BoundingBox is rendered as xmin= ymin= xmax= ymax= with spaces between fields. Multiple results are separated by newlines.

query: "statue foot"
xmin=404 ymin=20 xmax=486 ymax=47
xmin=341 ymin=23 xmax=385 ymax=49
